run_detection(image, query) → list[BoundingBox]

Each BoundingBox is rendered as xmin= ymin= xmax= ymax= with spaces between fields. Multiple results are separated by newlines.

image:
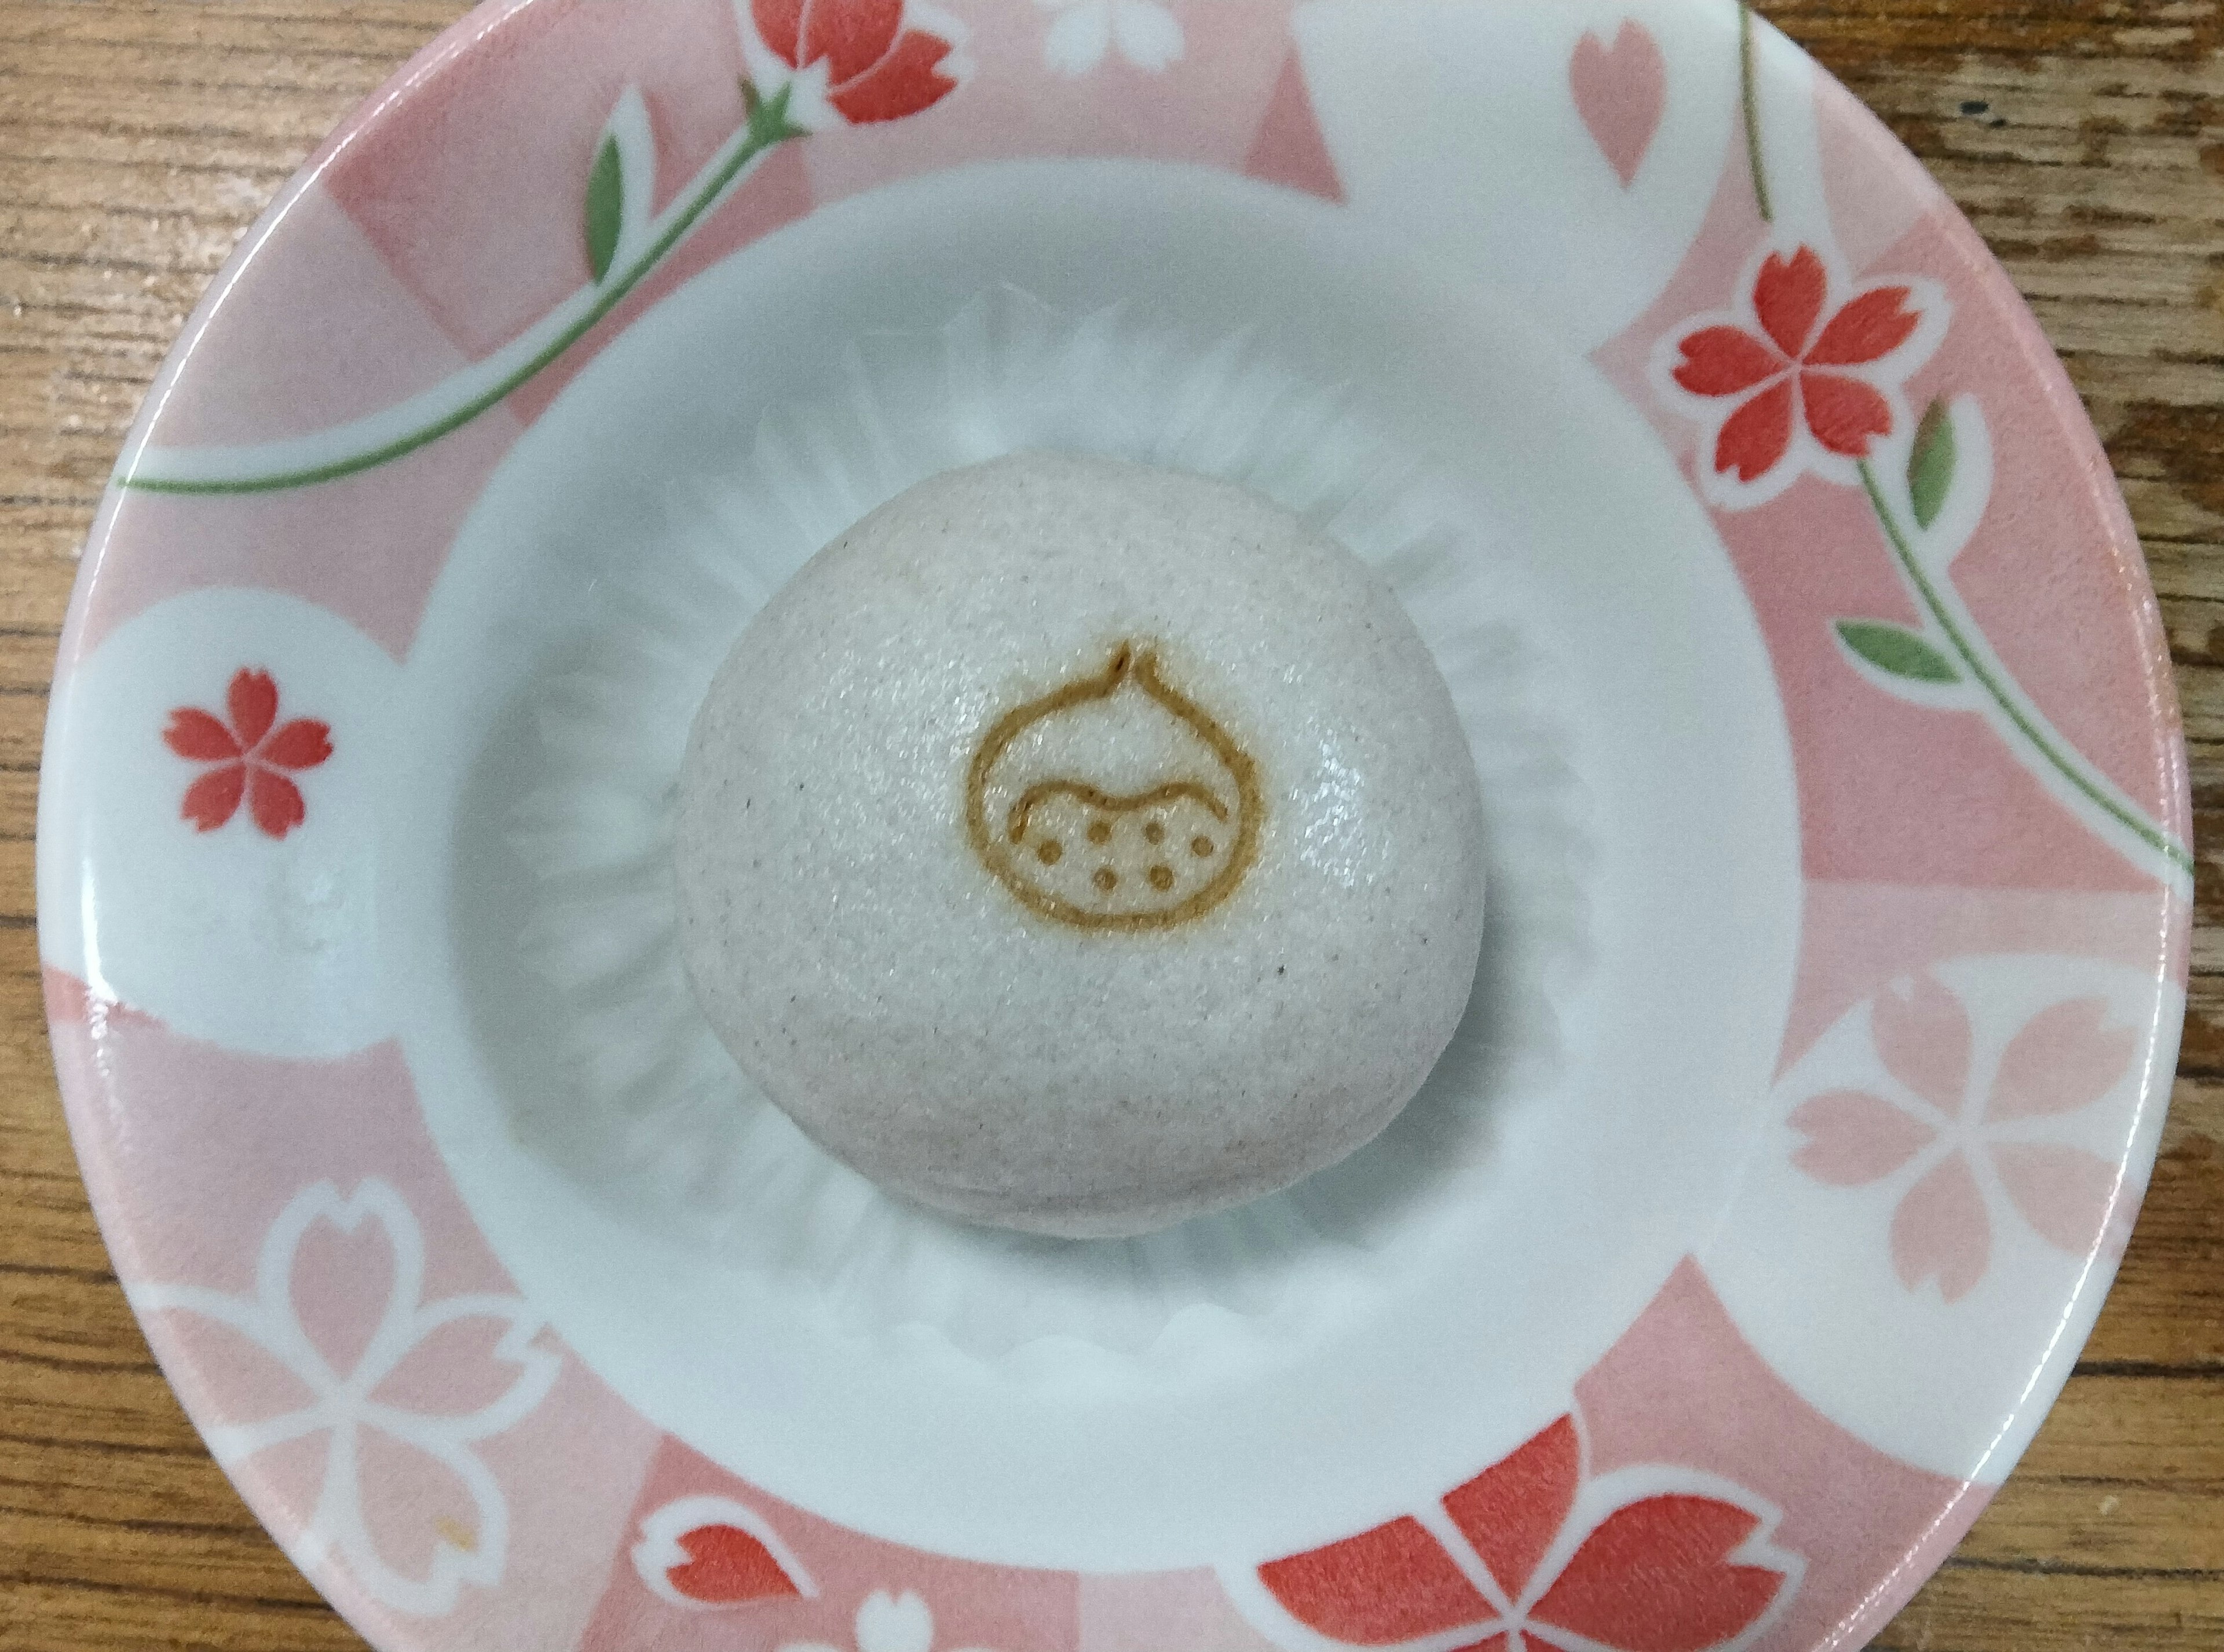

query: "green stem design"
xmin=1859 ymin=461 xmax=2192 ymax=878
xmin=1739 ymin=4 xmax=1773 ymax=224
xmin=123 ymin=86 xmax=809 ymax=497
xmin=1738 ymin=11 xmax=2170 ymax=875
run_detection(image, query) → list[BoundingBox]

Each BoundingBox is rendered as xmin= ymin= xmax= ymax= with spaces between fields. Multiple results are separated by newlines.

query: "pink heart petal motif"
xmin=1570 ymin=21 xmax=1667 ymax=188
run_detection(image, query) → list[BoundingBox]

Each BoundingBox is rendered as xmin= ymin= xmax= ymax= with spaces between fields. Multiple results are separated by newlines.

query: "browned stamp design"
xmin=965 ymin=644 xmax=1261 ymax=931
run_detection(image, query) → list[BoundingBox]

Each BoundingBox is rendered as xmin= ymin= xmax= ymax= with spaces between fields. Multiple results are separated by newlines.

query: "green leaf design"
xmin=585 ymin=133 xmax=623 ymax=284
xmin=742 ymin=78 xmax=807 ymax=144
xmin=1908 ymin=399 xmax=1956 ymax=530
xmin=1837 ymin=619 xmax=1961 ymax=684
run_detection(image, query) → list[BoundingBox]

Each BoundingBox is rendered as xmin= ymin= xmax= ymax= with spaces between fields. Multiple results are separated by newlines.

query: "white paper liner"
xmin=504 ymin=287 xmax=1594 ymax=1359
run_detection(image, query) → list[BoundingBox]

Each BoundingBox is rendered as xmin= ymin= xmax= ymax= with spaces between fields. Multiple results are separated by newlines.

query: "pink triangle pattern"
xmin=1245 ymin=50 xmax=1343 ymax=203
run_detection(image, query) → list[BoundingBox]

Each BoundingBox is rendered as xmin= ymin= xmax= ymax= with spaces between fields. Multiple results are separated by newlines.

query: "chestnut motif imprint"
xmin=966 ymin=643 xmax=1261 ymax=931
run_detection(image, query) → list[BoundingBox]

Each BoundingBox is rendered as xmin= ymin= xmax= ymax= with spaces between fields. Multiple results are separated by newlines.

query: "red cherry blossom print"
xmin=1661 ymin=244 xmax=1941 ymax=500
xmin=1809 ymin=285 xmax=1924 ymax=366
xmin=1443 ymin=1415 xmax=1581 ymax=1600
xmin=751 ymin=0 xmax=960 ymax=123
xmin=1258 ymin=1515 xmax=1488 ymax=1643
xmin=162 ymin=705 xmax=238 ymax=761
xmin=249 ymin=768 xmax=309 ymax=838
xmin=628 ymin=1495 xmax=818 ymax=1613
xmin=163 ymin=668 xmax=332 ymax=840
xmin=228 ymin=665 xmax=279 ymax=748
xmin=1712 ymin=372 xmax=1797 ymax=483
xmin=1800 ymin=372 xmax=1893 ymax=457
xmin=1532 ymin=1496 xmax=1786 ymax=1652
xmin=663 ymin=1521 xmax=806 ymax=1605
xmin=1260 ymin=1415 xmax=1792 ymax=1652
xmin=1667 ymin=327 xmax=1780 ymax=396
xmin=1752 ymin=245 xmax=1827 ymax=358
xmin=180 ymin=764 xmax=247 ymax=833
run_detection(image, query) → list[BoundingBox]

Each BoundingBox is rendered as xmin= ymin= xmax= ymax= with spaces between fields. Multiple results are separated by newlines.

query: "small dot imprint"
xmin=1143 ymin=820 xmax=1165 ymax=844
xmin=1037 ymin=840 xmax=1062 ymax=865
xmin=1191 ymin=836 xmax=1215 ymax=857
xmin=1147 ymin=865 xmax=1175 ymax=891
xmin=1087 ymin=819 xmax=1113 ymax=845
xmin=1093 ymin=867 xmax=1118 ymax=892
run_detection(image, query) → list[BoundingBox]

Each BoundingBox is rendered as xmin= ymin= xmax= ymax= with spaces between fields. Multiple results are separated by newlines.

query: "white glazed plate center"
xmin=382 ymin=160 xmax=1801 ymax=1572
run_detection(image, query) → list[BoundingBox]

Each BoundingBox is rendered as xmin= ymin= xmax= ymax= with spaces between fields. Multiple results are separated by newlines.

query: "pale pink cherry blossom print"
xmin=129 ymin=1180 xmax=561 ymax=1617
xmin=1790 ymin=976 xmax=2139 ymax=1303
xmin=1257 ymin=1415 xmax=1795 ymax=1652
xmin=1653 ymin=242 xmax=1947 ymax=511
xmin=782 ymin=1588 xmax=1013 ymax=1652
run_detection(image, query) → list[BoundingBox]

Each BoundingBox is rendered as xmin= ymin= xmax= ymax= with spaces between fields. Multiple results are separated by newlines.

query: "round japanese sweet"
xmin=674 ymin=452 xmax=1486 ymax=1237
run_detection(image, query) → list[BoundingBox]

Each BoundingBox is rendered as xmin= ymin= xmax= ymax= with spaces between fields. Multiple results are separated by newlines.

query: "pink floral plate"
xmin=37 ymin=3 xmax=2189 ymax=1650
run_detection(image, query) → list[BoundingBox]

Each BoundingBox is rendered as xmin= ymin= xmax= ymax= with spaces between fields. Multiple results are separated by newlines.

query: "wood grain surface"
xmin=2 ymin=2 xmax=2219 ymax=1648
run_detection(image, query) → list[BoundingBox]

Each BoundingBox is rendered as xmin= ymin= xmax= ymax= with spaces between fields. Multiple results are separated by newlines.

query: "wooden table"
xmin=2 ymin=3 xmax=2219 ymax=1647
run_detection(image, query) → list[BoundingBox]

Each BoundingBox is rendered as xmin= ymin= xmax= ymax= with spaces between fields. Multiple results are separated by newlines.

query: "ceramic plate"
xmin=38 ymin=2 xmax=2189 ymax=1650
